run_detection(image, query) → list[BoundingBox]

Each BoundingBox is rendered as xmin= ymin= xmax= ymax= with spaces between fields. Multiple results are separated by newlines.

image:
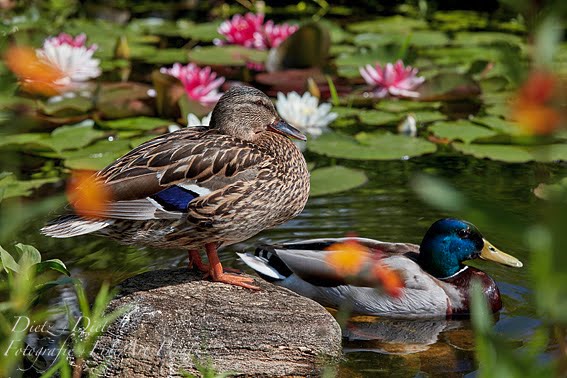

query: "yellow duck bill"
xmin=480 ymin=238 xmax=523 ymax=267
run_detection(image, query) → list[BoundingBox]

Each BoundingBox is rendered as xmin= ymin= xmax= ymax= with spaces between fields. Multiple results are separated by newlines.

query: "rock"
xmin=88 ymin=268 xmax=342 ymax=377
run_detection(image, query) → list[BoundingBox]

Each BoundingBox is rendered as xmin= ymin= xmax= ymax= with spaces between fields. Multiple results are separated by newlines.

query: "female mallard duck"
xmin=42 ymin=86 xmax=310 ymax=289
xmin=238 ymin=218 xmax=523 ymax=317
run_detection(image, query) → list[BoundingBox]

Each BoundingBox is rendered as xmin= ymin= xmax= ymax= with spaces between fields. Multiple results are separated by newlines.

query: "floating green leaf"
xmin=453 ymin=32 xmax=524 ymax=46
xmin=359 ymin=110 xmax=398 ymax=126
xmin=144 ymin=49 xmax=189 ymax=64
xmin=188 ymin=46 xmax=267 ymax=66
xmin=0 ymin=133 xmax=49 ymax=148
xmin=61 ymin=139 xmax=132 ymax=170
xmin=308 ymin=132 xmax=436 ymax=160
xmin=181 ymin=21 xmax=222 ymax=41
xmin=412 ymin=110 xmax=446 ymax=123
xmin=472 ymin=116 xmax=523 ymax=135
xmin=348 ymin=16 xmax=428 ymax=33
xmin=429 ymin=120 xmax=498 ymax=143
xmin=0 ymin=172 xmax=60 ymax=199
xmin=99 ymin=117 xmax=171 ymax=131
xmin=310 ymin=166 xmax=368 ymax=197
xmin=453 ymin=143 xmax=533 ymax=163
xmin=433 ymin=11 xmax=488 ymax=31
xmin=376 ymin=99 xmax=441 ymax=112
xmin=354 ymin=31 xmax=449 ymax=48
xmin=38 ymin=96 xmax=93 ymax=117
xmin=42 ymin=122 xmax=105 ymax=153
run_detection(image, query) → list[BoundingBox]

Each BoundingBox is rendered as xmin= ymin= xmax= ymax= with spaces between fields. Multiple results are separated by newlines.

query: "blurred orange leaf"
xmin=325 ymin=239 xmax=404 ymax=297
xmin=511 ymin=71 xmax=563 ymax=135
xmin=325 ymin=239 xmax=367 ymax=276
xmin=4 ymin=46 xmax=65 ymax=96
xmin=66 ymin=171 xmax=111 ymax=218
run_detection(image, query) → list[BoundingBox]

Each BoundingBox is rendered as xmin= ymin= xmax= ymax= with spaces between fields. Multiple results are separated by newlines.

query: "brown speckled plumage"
xmin=42 ymin=86 xmax=310 ymax=288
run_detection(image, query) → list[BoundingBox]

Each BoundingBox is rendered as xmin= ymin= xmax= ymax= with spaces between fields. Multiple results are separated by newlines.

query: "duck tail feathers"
xmin=41 ymin=215 xmax=113 ymax=238
xmin=237 ymin=245 xmax=293 ymax=281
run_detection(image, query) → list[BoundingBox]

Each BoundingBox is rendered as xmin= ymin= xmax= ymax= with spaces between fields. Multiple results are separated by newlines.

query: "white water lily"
xmin=276 ymin=91 xmax=338 ymax=138
xmin=36 ymin=33 xmax=101 ymax=85
xmin=168 ymin=112 xmax=212 ymax=133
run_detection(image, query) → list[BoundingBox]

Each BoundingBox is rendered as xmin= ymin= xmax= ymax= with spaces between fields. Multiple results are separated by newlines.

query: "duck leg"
xmin=205 ymin=243 xmax=259 ymax=290
xmin=188 ymin=249 xmax=241 ymax=274
xmin=188 ymin=249 xmax=209 ymax=272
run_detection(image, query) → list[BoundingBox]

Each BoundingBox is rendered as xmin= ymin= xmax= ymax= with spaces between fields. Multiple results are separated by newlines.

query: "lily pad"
xmin=358 ymin=110 xmax=398 ymax=126
xmin=188 ymin=46 xmax=267 ymax=67
xmin=433 ymin=11 xmax=489 ymax=31
xmin=98 ymin=117 xmax=171 ymax=131
xmin=452 ymin=143 xmax=533 ymax=163
xmin=471 ymin=116 xmax=523 ymax=136
xmin=376 ymin=99 xmax=441 ymax=112
xmin=348 ymin=16 xmax=428 ymax=34
xmin=335 ymin=45 xmax=402 ymax=69
xmin=143 ymin=49 xmax=189 ymax=64
xmin=61 ymin=139 xmax=132 ymax=170
xmin=412 ymin=110 xmax=446 ymax=123
xmin=429 ymin=120 xmax=498 ymax=144
xmin=40 ymin=122 xmax=105 ymax=153
xmin=354 ymin=31 xmax=449 ymax=48
xmin=532 ymin=144 xmax=567 ymax=163
xmin=181 ymin=21 xmax=222 ymax=41
xmin=0 ymin=133 xmax=49 ymax=148
xmin=38 ymin=96 xmax=94 ymax=117
xmin=310 ymin=166 xmax=367 ymax=197
xmin=453 ymin=32 xmax=524 ymax=47
xmin=0 ymin=172 xmax=60 ymax=199
xmin=308 ymin=131 xmax=436 ymax=160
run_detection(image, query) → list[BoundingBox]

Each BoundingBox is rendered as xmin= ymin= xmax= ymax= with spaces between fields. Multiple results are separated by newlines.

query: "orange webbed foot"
xmin=210 ymin=273 xmax=260 ymax=290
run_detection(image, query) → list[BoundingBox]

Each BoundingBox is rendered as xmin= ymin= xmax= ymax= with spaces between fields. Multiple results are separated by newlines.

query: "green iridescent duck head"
xmin=417 ymin=218 xmax=523 ymax=278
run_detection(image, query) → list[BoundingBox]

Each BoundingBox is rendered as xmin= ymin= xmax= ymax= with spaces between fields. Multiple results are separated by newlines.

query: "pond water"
xmin=13 ymin=151 xmax=561 ymax=376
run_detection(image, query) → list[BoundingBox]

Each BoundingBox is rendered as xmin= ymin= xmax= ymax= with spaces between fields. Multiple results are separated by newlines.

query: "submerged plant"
xmin=36 ymin=33 xmax=101 ymax=85
xmin=276 ymin=91 xmax=337 ymax=138
xmin=359 ymin=60 xmax=425 ymax=98
xmin=215 ymin=13 xmax=298 ymax=50
xmin=160 ymin=63 xmax=224 ymax=106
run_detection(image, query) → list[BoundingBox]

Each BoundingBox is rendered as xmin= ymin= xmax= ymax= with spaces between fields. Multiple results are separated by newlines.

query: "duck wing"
xmin=240 ymin=240 xmax=450 ymax=318
xmin=78 ymin=127 xmax=267 ymax=221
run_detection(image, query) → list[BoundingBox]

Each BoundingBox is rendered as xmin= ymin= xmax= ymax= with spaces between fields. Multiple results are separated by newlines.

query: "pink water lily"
xmin=359 ymin=60 xmax=425 ymax=98
xmin=261 ymin=20 xmax=299 ymax=49
xmin=216 ymin=13 xmax=265 ymax=49
xmin=36 ymin=32 xmax=101 ymax=84
xmin=160 ymin=63 xmax=225 ymax=106
xmin=216 ymin=13 xmax=298 ymax=50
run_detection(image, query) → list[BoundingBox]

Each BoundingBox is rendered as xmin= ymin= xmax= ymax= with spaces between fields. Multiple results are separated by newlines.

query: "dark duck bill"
xmin=268 ymin=119 xmax=307 ymax=141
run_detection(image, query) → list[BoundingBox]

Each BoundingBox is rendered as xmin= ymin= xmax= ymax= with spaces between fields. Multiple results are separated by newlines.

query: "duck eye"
xmin=457 ymin=229 xmax=470 ymax=238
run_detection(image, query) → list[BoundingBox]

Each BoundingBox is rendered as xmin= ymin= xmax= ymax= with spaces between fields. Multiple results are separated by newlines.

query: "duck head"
xmin=210 ymin=85 xmax=306 ymax=142
xmin=417 ymin=218 xmax=523 ymax=279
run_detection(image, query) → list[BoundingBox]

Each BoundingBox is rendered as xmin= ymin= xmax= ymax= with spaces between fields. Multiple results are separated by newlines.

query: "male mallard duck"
xmin=238 ymin=218 xmax=523 ymax=317
xmin=42 ymin=86 xmax=310 ymax=289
